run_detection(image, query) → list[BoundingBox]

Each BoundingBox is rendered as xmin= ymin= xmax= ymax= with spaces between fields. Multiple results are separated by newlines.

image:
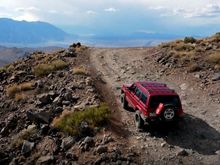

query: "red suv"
xmin=121 ymin=81 xmax=183 ymax=128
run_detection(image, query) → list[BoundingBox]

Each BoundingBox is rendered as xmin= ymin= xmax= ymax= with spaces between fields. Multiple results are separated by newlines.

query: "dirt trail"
xmin=88 ymin=47 xmax=220 ymax=164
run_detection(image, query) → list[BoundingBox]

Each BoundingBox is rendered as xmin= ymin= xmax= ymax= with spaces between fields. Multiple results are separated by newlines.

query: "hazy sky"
xmin=0 ymin=0 xmax=220 ymax=36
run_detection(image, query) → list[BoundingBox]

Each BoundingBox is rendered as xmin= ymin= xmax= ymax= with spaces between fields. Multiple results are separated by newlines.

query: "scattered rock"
xmin=212 ymin=72 xmax=220 ymax=81
xmin=62 ymin=101 xmax=71 ymax=105
xmin=0 ymin=114 xmax=18 ymax=136
xmin=176 ymin=149 xmax=189 ymax=156
xmin=36 ymin=156 xmax=54 ymax=165
xmin=102 ymin=134 xmax=113 ymax=144
xmin=36 ymin=136 xmax=57 ymax=155
xmin=40 ymin=124 xmax=50 ymax=135
xmin=180 ymin=83 xmax=187 ymax=90
xmin=83 ymin=136 xmax=94 ymax=146
xmin=26 ymin=111 xmax=51 ymax=124
xmin=161 ymin=142 xmax=166 ymax=148
xmin=194 ymin=74 xmax=201 ymax=79
xmin=215 ymin=150 xmax=220 ymax=155
xmin=61 ymin=137 xmax=75 ymax=151
xmin=96 ymin=145 xmax=108 ymax=154
xmin=79 ymin=136 xmax=95 ymax=151
xmin=37 ymin=93 xmax=53 ymax=105
xmin=21 ymin=140 xmax=35 ymax=154
xmin=66 ymin=152 xmax=78 ymax=161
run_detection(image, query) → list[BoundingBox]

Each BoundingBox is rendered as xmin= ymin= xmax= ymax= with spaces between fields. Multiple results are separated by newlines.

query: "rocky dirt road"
xmin=88 ymin=47 xmax=220 ymax=164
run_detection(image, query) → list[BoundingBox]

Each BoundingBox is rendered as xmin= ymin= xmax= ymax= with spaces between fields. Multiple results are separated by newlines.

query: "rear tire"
xmin=121 ymin=93 xmax=128 ymax=110
xmin=161 ymin=104 xmax=176 ymax=122
xmin=135 ymin=111 xmax=144 ymax=129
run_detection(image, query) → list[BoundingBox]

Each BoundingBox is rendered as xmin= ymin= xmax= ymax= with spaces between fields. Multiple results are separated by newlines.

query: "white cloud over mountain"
xmin=0 ymin=0 xmax=220 ymax=36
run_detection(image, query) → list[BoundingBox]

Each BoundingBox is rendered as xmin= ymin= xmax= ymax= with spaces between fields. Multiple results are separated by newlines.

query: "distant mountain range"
xmin=0 ymin=18 xmax=75 ymax=46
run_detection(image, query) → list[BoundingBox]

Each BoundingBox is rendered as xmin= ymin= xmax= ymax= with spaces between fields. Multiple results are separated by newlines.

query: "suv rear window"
xmin=150 ymin=96 xmax=180 ymax=108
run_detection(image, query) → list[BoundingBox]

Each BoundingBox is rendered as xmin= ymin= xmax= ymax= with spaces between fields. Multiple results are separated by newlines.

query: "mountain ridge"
xmin=0 ymin=18 xmax=74 ymax=46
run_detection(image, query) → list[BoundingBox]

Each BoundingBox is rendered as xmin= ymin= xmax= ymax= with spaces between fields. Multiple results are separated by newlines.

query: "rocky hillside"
xmin=158 ymin=33 xmax=220 ymax=75
xmin=156 ymin=33 xmax=220 ymax=100
xmin=0 ymin=43 xmax=138 ymax=164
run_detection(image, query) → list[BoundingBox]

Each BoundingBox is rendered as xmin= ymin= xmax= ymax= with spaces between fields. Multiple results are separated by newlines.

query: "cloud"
xmin=13 ymin=13 xmax=39 ymax=21
xmin=48 ymin=10 xmax=58 ymax=14
xmin=15 ymin=6 xmax=40 ymax=12
xmin=149 ymin=6 xmax=166 ymax=10
xmin=151 ymin=3 xmax=220 ymax=18
xmin=86 ymin=10 xmax=97 ymax=15
xmin=104 ymin=7 xmax=118 ymax=12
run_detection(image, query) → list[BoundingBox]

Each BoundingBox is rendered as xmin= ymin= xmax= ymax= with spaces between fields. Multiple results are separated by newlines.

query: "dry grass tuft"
xmin=72 ymin=66 xmax=87 ymax=75
xmin=33 ymin=59 xmax=68 ymax=76
xmin=11 ymin=125 xmax=37 ymax=148
xmin=52 ymin=103 xmax=110 ymax=136
xmin=174 ymin=43 xmax=195 ymax=51
xmin=15 ymin=93 xmax=28 ymax=102
xmin=207 ymin=52 xmax=220 ymax=64
xmin=187 ymin=63 xmax=201 ymax=72
xmin=7 ymin=82 xmax=34 ymax=97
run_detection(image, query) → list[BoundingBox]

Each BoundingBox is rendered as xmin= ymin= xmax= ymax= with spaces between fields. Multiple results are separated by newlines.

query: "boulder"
xmin=37 ymin=94 xmax=52 ymax=105
xmin=63 ymin=91 xmax=73 ymax=101
xmin=96 ymin=145 xmax=108 ymax=154
xmin=21 ymin=140 xmax=35 ymax=154
xmin=26 ymin=111 xmax=51 ymax=124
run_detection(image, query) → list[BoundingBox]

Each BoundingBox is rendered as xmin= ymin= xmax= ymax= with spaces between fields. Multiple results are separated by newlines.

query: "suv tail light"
xmin=156 ymin=103 xmax=164 ymax=115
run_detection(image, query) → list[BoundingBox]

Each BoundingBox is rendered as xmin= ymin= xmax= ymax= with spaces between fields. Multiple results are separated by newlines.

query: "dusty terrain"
xmin=0 ymin=37 xmax=220 ymax=164
xmin=89 ymin=47 xmax=220 ymax=164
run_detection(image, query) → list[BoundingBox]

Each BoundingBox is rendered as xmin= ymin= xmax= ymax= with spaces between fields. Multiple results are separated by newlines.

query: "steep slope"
xmin=0 ymin=18 xmax=73 ymax=45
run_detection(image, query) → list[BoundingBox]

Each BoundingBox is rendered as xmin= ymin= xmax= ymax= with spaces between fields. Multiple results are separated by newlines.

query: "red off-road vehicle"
xmin=121 ymin=81 xmax=183 ymax=128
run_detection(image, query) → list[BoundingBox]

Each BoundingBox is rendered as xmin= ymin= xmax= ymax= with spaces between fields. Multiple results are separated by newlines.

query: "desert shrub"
xmin=51 ymin=59 xmax=67 ymax=70
xmin=52 ymin=103 xmax=110 ymax=136
xmin=215 ymin=32 xmax=220 ymax=37
xmin=213 ymin=33 xmax=220 ymax=42
xmin=184 ymin=37 xmax=196 ymax=44
xmin=33 ymin=59 xmax=68 ymax=76
xmin=7 ymin=82 xmax=34 ymax=97
xmin=207 ymin=52 xmax=220 ymax=64
xmin=11 ymin=125 xmax=37 ymax=148
xmin=72 ymin=66 xmax=87 ymax=75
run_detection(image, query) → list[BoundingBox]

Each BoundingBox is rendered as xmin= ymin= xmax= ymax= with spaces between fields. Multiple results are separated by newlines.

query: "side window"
xmin=135 ymin=88 xmax=141 ymax=98
xmin=140 ymin=93 xmax=147 ymax=104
